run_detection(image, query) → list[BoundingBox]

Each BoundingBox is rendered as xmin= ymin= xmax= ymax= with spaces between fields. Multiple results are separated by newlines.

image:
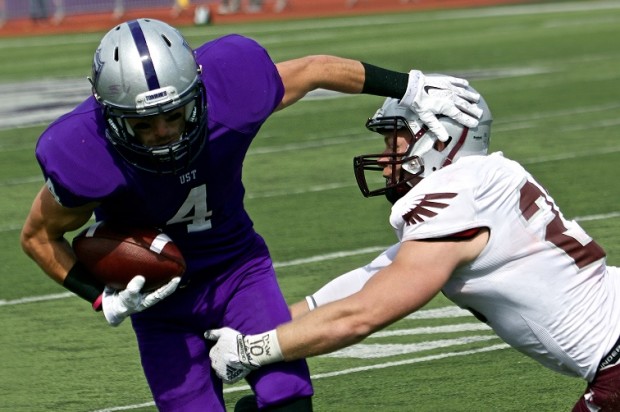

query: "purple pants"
xmin=131 ymin=239 xmax=313 ymax=411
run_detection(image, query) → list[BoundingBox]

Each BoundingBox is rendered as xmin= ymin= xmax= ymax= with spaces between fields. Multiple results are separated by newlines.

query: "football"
xmin=72 ymin=222 xmax=186 ymax=292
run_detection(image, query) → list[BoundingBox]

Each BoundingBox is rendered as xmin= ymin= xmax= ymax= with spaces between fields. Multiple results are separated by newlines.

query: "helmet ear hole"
xmin=433 ymin=137 xmax=450 ymax=152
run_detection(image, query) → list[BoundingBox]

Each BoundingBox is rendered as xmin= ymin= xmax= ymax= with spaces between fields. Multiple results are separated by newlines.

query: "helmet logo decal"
xmin=128 ymin=20 xmax=161 ymax=91
xmin=402 ymin=192 xmax=457 ymax=225
xmin=145 ymin=90 xmax=168 ymax=102
xmin=92 ymin=47 xmax=104 ymax=86
xmin=135 ymin=86 xmax=179 ymax=110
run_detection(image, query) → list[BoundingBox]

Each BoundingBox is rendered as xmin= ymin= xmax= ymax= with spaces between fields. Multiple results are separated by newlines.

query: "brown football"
xmin=72 ymin=222 xmax=186 ymax=292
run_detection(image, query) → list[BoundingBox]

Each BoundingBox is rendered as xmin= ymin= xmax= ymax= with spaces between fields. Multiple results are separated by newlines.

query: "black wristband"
xmin=63 ymin=262 xmax=105 ymax=306
xmin=361 ymin=62 xmax=409 ymax=98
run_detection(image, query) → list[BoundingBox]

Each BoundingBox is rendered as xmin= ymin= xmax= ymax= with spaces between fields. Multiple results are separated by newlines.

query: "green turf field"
xmin=1 ymin=1 xmax=619 ymax=410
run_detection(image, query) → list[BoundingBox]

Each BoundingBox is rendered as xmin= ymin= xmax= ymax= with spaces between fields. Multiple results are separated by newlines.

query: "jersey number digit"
xmin=166 ymin=184 xmax=213 ymax=232
xmin=519 ymin=180 xmax=605 ymax=268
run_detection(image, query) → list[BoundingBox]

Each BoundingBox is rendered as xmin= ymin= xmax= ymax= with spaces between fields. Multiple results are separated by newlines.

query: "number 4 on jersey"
xmin=166 ymin=184 xmax=213 ymax=232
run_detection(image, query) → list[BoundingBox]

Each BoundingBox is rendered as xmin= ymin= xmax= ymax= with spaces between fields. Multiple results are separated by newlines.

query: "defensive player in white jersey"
xmin=205 ymin=88 xmax=620 ymax=411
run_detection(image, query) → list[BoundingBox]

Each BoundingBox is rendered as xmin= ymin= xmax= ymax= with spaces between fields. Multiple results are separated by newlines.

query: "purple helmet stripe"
xmin=128 ymin=20 xmax=160 ymax=91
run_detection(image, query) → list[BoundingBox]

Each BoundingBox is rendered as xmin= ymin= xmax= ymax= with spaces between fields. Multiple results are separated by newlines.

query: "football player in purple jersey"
xmin=20 ymin=18 xmax=482 ymax=411
xmin=206 ymin=90 xmax=620 ymax=411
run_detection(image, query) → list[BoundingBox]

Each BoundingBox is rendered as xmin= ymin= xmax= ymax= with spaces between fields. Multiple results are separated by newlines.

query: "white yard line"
xmin=322 ymin=335 xmax=499 ymax=359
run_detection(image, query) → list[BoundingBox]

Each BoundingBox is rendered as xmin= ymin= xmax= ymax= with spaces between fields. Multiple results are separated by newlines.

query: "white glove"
xmin=102 ymin=275 xmax=181 ymax=326
xmin=400 ymin=70 xmax=483 ymax=142
xmin=204 ymin=327 xmax=283 ymax=384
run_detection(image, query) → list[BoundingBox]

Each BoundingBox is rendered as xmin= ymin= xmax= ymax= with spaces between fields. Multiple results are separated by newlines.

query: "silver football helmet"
xmin=354 ymin=86 xmax=492 ymax=203
xmin=90 ymin=18 xmax=206 ymax=174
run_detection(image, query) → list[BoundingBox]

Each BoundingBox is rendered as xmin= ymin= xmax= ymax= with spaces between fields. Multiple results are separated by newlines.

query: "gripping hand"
xmin=102 ymin=275 xmax=180 ymax=326
xmin=400 ymin=70 xmax=483 ymax=142
xmin=204 ymin=327 xmax=283 ymax=384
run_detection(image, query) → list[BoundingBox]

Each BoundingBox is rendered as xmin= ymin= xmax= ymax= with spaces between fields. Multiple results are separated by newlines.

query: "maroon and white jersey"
xmin=391 ymin=152 xmax=620 ymax=381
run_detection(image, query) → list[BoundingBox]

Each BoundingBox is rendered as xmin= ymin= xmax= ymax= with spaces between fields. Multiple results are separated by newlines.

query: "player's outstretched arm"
xmin=275 ymin=56 xmax=482 ymax=141
xmin=205 ymin=239 xmax=452 ymax=384
xmin=206 ymin=234 xmax=487 ymax=383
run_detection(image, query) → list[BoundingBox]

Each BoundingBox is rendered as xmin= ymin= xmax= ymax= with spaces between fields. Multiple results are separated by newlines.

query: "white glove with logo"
xmin=204 ymin=327 xmax=284 ymax=384
xmin=400 ymin=70 xmax=483 ymax=142
xmin=102 ymin=275 xmax=181 ymax=326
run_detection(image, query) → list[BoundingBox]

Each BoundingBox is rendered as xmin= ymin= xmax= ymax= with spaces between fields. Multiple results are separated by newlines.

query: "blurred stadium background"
xmin=0 ymin=0 xmax=539 ymax=36
xmin=3 ymin=0 xmax=177 ymax=20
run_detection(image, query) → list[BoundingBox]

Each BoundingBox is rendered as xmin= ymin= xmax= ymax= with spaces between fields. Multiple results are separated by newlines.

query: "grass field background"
xmin=1 ymin=1 xmax=619 ymax=410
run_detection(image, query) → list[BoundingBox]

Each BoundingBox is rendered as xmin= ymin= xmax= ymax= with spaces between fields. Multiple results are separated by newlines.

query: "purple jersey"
xmin=35 ymin=34 xmax=284 ymax=276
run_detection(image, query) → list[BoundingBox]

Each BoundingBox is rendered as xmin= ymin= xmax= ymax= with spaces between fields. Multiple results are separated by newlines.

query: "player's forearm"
xmin=278 ymin=310 xmax=370 ymax=361
xmin=276 ymin=56 xmax=364 ymax=110
xmin=276 ymin=56 xmax=409 ymax=111
xmin=21 ymin=186 xmax=105 ymax=306
xmin=245 ymin=299 xmax=373 ymax=364
xmin=300 ymin=56 xmax=409 ymax=97
xmin=21 ymin=221 xmax=106 ymax=308
xmin=310 ymin=55 xmax=366 ymax=94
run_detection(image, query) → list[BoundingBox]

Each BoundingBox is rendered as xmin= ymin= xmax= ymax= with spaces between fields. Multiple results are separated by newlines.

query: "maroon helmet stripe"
xmin=442 ymin=127 xmax=469 ymax=167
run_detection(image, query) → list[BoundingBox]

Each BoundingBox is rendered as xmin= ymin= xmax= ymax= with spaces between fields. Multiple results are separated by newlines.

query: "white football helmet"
xmin=354 ymin=86 xmax=492 ymax=203
xmin=90 ymin=18 xmax=207 ymax=174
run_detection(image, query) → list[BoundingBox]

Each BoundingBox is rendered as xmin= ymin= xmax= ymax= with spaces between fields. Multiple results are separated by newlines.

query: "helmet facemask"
xmin=103 ymin=82 xmax=207 ymax=175
xmin=354 ymin=116 xmax=428 ymax=204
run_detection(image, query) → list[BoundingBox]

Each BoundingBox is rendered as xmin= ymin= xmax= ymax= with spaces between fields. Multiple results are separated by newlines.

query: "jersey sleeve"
xmin=35 ymin=98 xmax=125 ymax=207
xmin=389 ymin=163 xmax=486 ymax=242
xmin=195 ymin=34 xmax=284 ymax=134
